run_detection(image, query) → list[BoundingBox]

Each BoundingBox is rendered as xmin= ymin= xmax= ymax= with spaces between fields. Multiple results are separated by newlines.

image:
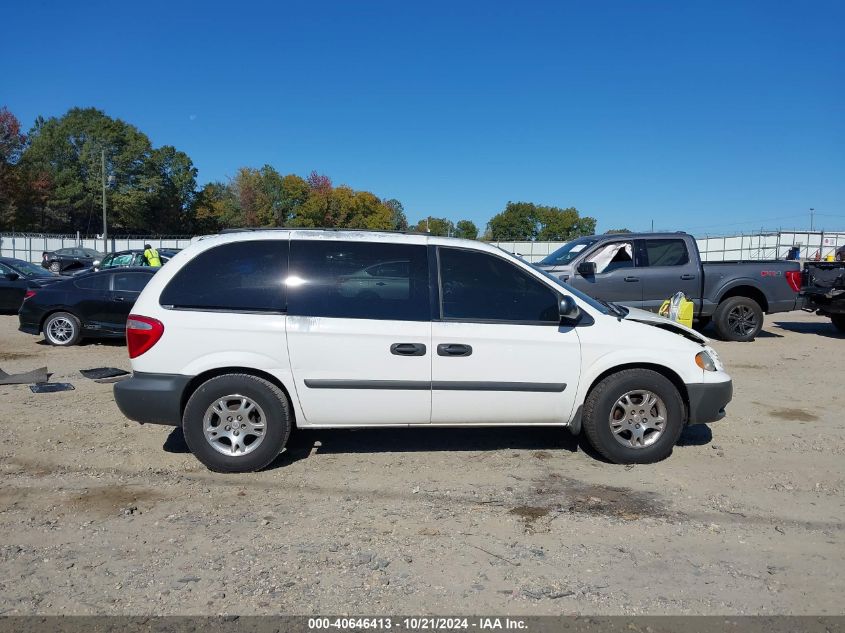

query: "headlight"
xmin=695 ymin=351 xmax=717 ymax=371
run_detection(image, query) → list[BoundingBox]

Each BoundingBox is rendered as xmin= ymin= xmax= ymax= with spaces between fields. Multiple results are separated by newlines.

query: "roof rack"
xmin=219 ymin=227 xmax=427 ymax=236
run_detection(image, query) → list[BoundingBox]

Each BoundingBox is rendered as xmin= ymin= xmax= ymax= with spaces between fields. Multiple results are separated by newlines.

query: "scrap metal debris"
xmin=0 ymin=367 xmax=50 ymax=385
xmin=80 ymin=367 xmax=130 ymax=380
xmin=29 ymin=382 xmax=75 ymax=394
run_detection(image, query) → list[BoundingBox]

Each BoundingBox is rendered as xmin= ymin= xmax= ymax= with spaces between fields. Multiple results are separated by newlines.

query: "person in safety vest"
xmin=143 ymin=244 xmax=162 ymax=267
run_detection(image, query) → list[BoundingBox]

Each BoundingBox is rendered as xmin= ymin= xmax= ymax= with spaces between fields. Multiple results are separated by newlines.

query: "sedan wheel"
xmin=49 ymin=261 xmax=61 ymax=273
xmin=43 ymin=312 xmax=81 ymax=346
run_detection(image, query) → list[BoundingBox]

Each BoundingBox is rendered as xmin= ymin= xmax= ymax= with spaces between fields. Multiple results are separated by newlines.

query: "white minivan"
xmin=114 ymin=229 xmax=732 ymax=472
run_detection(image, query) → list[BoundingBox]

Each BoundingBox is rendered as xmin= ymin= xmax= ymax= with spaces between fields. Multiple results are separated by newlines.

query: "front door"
xmin=568 ymin=239 xmax=643 ymax=308
xmin=286 ymin=239 xmax=432 ymax=425
xmin=635 ymin=239 xmax=702 ymax=313
xmin=0 ymin=263 xmax=26 ymax=311
xmin=431 ymin=247 xmax=581 ymax=425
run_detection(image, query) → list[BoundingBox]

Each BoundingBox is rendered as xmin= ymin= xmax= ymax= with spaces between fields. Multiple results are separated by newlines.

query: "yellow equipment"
xmin=659 ymin=292 xmax=694 ymax=328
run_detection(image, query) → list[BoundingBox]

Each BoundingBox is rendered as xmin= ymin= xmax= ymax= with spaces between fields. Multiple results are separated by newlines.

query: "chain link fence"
xmin=0 ymin=233 xmax=195 ymax=263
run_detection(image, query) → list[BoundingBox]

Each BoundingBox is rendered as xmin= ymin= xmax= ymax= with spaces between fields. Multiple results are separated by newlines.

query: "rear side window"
xmin=74 ymin=275 xmax=109 ymax=291
xmin=438 ymin=248 xmax=559 ymax=323
xmin=643 ymin=239 xmax=689 ymax=266
xmin=160 ymin=240 xmax=287 ymax=312
xmin=113 ymin=271 xmax=151 ymax=292
xmin=287 ymin=240 xmax=429 ymax=321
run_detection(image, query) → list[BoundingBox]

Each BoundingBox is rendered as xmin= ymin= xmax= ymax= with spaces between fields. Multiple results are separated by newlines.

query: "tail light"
xmin=23 ymin=290 xmax=36 ymax=300
xmin=785 ymin=270 xmax=802 ymax=293
xmin=126 ymin=314 xmax=164 ymax=359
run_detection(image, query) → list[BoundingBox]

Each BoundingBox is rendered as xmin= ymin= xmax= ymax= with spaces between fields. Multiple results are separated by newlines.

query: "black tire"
xmin=713 ymin=296 xmax=764 ymax=342
xmin=832 ymin=315 xmax=845 ymax=333
xmin=43 ymin=311 xmax=82 ymax=346
xmin=582 ymin=369 xmax=685 ymax=464
xmin=49 ymin=261 xmax=61 ymax=273
xmin=182 ymin=374 xmax=292 ymax=473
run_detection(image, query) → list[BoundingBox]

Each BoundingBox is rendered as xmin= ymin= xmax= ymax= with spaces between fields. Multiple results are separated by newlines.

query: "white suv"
xmin=114 ymin=229 xmax=732 ymax=472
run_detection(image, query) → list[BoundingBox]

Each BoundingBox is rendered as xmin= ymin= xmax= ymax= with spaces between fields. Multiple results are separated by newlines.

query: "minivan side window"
xmin=159 ymin=240 xmax=287 ymax=312
xmin=642 ymin=239 xmax=689 ymax=267
xmin=287 ymin=240 xmax=429 ymax=321
xmin=438 ymin=248 xmax=559 ymax=323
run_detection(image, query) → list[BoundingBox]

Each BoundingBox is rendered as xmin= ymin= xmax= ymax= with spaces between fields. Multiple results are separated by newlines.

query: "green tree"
xmin=605 ymin=228 xmax=632 ymax=234
xmin=415 ymin=216 xmax=454 ymax=236
xmin=454 ymin=219 xmax=479 ymax=239
xmin=19 ymin=107 xmax=196 ymax=233
xmin=487 ymin=201 xmax=596 ymax=241
xmin=383 ymin=198 xmax=408 ymax=231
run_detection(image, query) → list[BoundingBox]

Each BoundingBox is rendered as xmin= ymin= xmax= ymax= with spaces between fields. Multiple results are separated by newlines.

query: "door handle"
xmin=437 ymin=343 xmax=473 ymax=357
xmin=390 ymin=343 xmax=426 ymax=356
xmin=114 ymin=296 xmax=126 ymax=301
xmin=680 ymin=274 xmax=696 ymax=280
xmin=376 ymin=282 xmax=386 ymax=286
xmin=624 ymin=276 xmax=639 ymax=282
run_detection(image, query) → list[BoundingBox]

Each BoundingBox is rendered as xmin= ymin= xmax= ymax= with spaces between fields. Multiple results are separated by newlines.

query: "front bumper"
xmin=686 ymin=379 xmax=733 ymax=425
xmin=113 ymin=372 xmax=192 ymax=426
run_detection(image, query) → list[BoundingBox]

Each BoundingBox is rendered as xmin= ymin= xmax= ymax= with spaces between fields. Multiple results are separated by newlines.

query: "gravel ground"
xmin=0 ymin=311 xmax=842 ymax=615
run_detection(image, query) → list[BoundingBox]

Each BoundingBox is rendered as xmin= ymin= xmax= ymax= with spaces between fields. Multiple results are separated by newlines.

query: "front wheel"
xmin=182 ymin=374 xmax=292 ymax=473
xmin=713 ymin=296 xmax=763 ymax=342
xmin=831 ymin=315 xmax=845 ymax=333
xmin=49 ymin=261 xmax=61 ymax=273
xmin=43 ymin=312 xmax=82 ymax=346
xmin=582 ymin=369 xmax=685 ymax=464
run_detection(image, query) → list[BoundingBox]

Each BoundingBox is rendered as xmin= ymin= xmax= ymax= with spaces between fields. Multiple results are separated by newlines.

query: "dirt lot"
xmin=0 ymin=311 xmax=842 ymax=616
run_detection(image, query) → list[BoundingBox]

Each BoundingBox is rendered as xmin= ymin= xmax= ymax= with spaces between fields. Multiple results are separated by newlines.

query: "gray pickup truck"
xmin=536 ymin=232 xmax=801 ymax=341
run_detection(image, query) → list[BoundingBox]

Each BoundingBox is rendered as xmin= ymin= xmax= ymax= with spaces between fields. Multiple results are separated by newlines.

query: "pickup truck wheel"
xmin=582 ymin=369 xmax=685 ymax=464
xmin=831 ymin=315 xmax=845 ymax=333
xmin=183 ymin=374 xmax=292 ymax=473
xmin=713 ymin=296 xmax=763 ymax=342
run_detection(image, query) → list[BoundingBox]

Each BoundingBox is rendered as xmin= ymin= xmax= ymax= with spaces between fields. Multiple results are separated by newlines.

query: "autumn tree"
xmin=0 ymin=106 xmax=27 ymax=229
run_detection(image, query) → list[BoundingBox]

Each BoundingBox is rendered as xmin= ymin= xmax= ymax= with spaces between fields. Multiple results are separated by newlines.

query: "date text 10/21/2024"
xmin=308 ymin=617 xmax=528 ymax=631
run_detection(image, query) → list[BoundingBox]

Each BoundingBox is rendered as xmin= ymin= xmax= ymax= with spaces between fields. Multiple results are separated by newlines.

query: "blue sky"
xmin=2 ymin=0 xmax=843 ymax=234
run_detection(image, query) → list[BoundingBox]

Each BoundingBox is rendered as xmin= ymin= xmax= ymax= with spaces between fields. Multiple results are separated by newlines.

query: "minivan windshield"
xmin=537 ymin=237 xmax=598 ymax=267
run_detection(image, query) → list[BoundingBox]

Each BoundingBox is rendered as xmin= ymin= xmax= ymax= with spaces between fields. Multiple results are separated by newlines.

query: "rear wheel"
xmin=182 ymin=374 xmax=292 ymax=473
xmin=832 ymin=315 xmax=845 ymax=333
xmin=43 ymin=312 xmax=82 ymax=346
xmin=582 ymin=369 xmax=685 ymax=464
xmin=714 ymin=296 xmax=763 ymax=342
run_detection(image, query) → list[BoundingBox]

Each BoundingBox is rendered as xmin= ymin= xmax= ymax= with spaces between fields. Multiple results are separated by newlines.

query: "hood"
xmin=622 ymin=307 xmax=708 ymax=346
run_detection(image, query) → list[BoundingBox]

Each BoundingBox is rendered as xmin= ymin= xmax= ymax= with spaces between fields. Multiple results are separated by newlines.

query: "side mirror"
xmin=577 ymin=261 xmax=597 ymax=276
xmin=559 ymin=296 xmax=581 ymax=321
xmin=92 ymin=260 xmax=101 ymax=268
xmin=4 ymin=272 xmax=20 ymax=281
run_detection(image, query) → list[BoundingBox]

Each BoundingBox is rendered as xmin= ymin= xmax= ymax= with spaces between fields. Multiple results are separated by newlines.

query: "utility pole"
xmin=809 ymin=208 xmax=815 ymax=232
xmin=101 ymin=149 xmax=108 ymax=254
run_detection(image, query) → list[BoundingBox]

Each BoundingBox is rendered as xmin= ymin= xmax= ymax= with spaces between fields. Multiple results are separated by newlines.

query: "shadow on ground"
xmin=773 ymin=320 xmax=844 ymax=339
xmin=165 ymin=424 xmax=583 ymax=470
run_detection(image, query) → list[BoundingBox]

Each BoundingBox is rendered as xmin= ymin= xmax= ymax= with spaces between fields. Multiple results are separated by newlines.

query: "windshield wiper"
xmin=598 ymin=299 xmax=627 ymax=318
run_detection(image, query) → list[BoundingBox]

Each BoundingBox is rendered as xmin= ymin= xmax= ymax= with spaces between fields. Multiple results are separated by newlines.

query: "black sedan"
xmin=0 ymin=257 xmax=62 ymax=312
xmin=41 ymin=247 xmax=104 ymax=274
xmin=19 ymin=267 xmax=157 ymax=346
